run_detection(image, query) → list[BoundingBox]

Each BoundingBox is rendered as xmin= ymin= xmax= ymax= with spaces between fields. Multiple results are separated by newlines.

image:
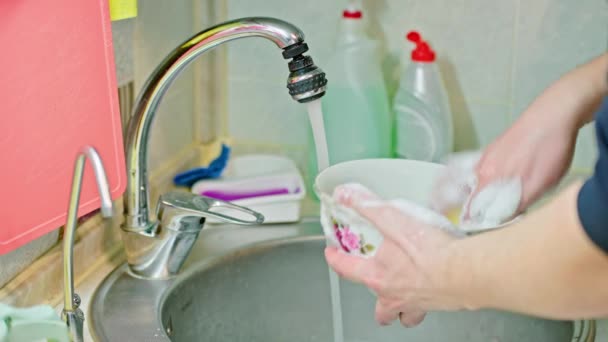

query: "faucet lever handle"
xmin=157 ymin=191 xmax=264 ymax=226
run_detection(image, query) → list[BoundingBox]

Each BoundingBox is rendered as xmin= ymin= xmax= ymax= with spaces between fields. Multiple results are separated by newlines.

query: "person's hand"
xmin=433 ymin=52 xmax=607 ymax=220
xmin=432 ymin=112 xmax=577 ymax=221
xmin=473 ymin=114 xmax=577 ymax=214
xmin=324 ymin=185 xmax=464 ymax=327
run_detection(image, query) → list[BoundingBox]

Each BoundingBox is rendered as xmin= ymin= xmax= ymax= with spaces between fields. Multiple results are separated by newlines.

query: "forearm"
xmin=446 ymin=182 xmax=608 ymax=319
xmin=519 ymin=52 xmax=608 ymax=131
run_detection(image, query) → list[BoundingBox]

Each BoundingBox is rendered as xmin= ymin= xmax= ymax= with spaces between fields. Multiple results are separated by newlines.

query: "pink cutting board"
xmin=0 ymin=1 xmax=126 ymax=254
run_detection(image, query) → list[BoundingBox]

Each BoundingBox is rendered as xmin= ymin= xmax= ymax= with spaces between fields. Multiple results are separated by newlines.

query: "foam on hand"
xmin=335 ymin=183 xmax=459 ymax=234
xmin=432 ymin=151 xmax=523 ymax=231
xmin=358 ymin=198 xmax=462 ymax=236
xmin=320 ymin=154 xmax=524 ymax=260
xmin=463 ymin=178 xmax=522 ymax=230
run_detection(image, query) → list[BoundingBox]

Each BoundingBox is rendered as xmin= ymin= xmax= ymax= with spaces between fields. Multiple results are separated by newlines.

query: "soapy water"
xmin=307 ymin=100 xmax=344 ymax=342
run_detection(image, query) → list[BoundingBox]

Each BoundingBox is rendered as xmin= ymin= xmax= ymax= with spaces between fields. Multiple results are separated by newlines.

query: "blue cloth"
xmin=173 ymin=144 xmax=230 ymax=187
xmin=578 ymin=96 xmax=608 ymax=253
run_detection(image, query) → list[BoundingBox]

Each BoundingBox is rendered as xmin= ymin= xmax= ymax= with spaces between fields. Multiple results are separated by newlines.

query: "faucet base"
xmin=120 ymin=218 xmax=202 ymax=280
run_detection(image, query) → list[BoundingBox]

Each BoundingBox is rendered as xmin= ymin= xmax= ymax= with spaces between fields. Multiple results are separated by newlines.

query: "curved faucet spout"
xmin=124 ymin=17 xmax=326 ymax=231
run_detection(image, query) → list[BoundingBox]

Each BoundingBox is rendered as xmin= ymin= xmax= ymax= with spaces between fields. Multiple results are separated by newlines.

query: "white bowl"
xmin=314 ymin=159 xmax=446 ymax=257
xmin=314 ymin=158 xmax=521 ymax=257
xmin=315 ymin=158 xmax=444 ymax=205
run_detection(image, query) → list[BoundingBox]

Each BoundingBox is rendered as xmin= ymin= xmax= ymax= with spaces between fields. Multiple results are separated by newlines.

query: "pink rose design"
xmin=335 ymin=228 xmax=349 ymax=252
xmin=340 ymin=227 xmax=360 ymax=252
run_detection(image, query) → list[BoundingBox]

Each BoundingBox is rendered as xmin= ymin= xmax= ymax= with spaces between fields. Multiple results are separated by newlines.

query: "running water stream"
xmin=306 ymin=99 xmax=344 ymax=342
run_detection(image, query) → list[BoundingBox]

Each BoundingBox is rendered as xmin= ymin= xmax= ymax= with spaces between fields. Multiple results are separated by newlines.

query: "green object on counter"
xmin=0 ymin=303 xmax=69 ymax=342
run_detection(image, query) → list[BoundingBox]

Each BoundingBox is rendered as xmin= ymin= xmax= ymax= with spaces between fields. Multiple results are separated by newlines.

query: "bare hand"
xmin=324 ymin=185 xmax=462 ymax=327
xmin=431 ymin=114 xmax=577 ymax=220
xmin=473 ymin=115 xmax=576 ymax=213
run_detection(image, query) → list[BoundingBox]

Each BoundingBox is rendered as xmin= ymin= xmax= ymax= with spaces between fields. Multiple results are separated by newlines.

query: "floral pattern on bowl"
xmin=331 ymin=217 xmax=376 ymax=255
xmin=319 ymin=194 xmax=383 ymax=258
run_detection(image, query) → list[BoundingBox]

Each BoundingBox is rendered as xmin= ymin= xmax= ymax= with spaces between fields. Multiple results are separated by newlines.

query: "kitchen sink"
xmin=89 ymin=217 xmax=595 ymax=341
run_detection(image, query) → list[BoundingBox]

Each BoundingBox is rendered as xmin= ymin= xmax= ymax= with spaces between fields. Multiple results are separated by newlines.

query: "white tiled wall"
xmin=221 ymin=0 xmax=608 ymax=171
xmin=511 ymin=0 xmax=608 ymax=171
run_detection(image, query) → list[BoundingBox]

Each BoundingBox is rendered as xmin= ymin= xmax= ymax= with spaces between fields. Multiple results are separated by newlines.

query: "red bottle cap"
xmin=406 ymin=31 xmax=436 ymax=62
xmin=343 ymin=4 xmax=362 ymax=19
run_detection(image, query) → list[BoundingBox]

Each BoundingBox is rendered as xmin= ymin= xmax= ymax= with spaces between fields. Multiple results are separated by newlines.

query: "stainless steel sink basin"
xmin=90 ymin=218 xmax=596 ymax=341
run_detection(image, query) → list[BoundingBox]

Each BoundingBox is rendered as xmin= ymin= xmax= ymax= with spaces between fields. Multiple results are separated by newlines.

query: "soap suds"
xmin=463 ymin=178 xmax=522 ymax=230
xmin=432 ymin=151 xmax=522 ymax=231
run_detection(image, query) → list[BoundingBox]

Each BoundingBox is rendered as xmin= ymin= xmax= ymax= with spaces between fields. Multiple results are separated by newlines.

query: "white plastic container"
xmin=393 ymin=31 xmax=454 ymax=162
xmin=191 ymin=155 xmax=306 ymax=224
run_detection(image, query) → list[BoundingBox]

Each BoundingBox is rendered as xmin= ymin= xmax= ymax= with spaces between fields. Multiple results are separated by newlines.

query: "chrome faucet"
xmin=121 ymin=17 xmax=325 ymax=279
xmin=62 ymin=146 xmax=113 ymax=342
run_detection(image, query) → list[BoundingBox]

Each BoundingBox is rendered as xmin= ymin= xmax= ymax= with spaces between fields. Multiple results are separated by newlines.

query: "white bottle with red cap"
xmin=393 ymin=31 xmax=454 ymax=162
xmin=309 ymin=1 xmax=392 ymax=172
